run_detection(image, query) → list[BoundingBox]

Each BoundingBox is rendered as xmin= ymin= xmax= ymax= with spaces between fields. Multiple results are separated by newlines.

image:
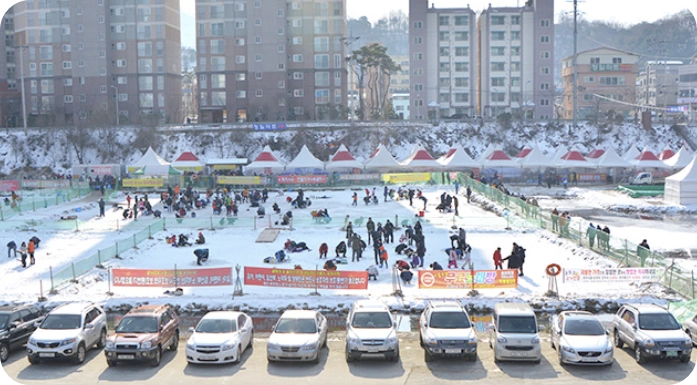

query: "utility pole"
xmin=572 ymin=0 xmax=578 ymax=128
xmin=341 ymin=34 xmax=360 ymax=120
xmin=111 ymin=85 xmax=120 ymax=126
xmin=17 ymin=39 xmax=28 ymax=132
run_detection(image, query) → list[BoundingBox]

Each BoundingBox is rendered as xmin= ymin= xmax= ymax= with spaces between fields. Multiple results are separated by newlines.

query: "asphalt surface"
xmin=1 ymin=332 xmax=695 ymax=385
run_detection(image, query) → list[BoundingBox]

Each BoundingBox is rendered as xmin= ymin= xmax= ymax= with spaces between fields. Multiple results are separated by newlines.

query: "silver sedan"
xmin=551 ymin=311 xmax=614 ymax=366
xmin=266 ymin=310 xmax=327 ymax=364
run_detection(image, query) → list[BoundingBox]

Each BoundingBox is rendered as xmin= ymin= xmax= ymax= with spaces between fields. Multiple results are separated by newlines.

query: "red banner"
xmin=244 ymin=267 xmax=368 ymax=290
xmin=277 ymin=175 xmax=327 ymax=185
xmin=112 ymin=267 xmax=232 ymax=287
xmin=418 ymin=269 xmax=518 ymax=289
xmin=0 ymin=180 xmax=19 ymax=192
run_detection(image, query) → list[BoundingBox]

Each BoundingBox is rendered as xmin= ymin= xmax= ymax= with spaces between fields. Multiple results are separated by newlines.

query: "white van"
xmin=489 ymin=303 xmax=542 ymax=363
xmin=630 ymin=172 xmax=653 ymax=185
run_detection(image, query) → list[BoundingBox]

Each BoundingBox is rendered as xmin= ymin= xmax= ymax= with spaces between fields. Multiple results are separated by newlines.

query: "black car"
xmin=448 ymin=113 xmax=470 ymax=120
xmin=0 ymin=305 xmax=43 ymax=362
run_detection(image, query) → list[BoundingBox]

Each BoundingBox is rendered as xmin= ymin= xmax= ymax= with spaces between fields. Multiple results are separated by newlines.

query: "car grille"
xmin=656 ymin=341 xmax=684 ymax=348
xmin=361 ymin=339 xmax=385 ymax=346
xmin=37 ymin=342 xmax=60 ymax=349
xmin=281 ymin=346 xmax=300 ymax=353
xmin=578 ymin=351 xmax=602 ymax=357
xmin=115 ymin=343 xmax=139 ymax=350
xmin=438 ymin=340 xmax=466 ymax=346
xmin=196 ymin=346 xmax=221 ymax=354
xmin=505 ymin=345 xmax=534 ymax=351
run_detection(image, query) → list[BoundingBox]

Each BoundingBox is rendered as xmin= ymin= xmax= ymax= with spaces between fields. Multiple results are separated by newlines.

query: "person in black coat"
xmin=194 ymin=249 xmax=209 ymax=265
xmin=335 ymin=241 xmax=347 ymax=258
xmin=429 ymin=261 xmax=444 ymax=270
xmin=383 ymin=220 xmax=394 ymax=243
xmin=399 ymin=269 xmax=414 ymax=284
xmin=7 ymin=240 xmax=17 ymax=259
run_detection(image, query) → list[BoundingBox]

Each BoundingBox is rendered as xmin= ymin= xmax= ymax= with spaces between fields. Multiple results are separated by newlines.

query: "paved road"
xmin=1 ymin=332 xmax=695 ymax=385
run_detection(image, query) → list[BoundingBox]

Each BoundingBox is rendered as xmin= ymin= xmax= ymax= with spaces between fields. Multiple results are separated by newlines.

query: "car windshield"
xmin=638 ymin=313 xmax=681 ymax=330
xmin=498 ymin=316 xmax=537 ymax=333
xmin=351 ymin=312 xmax=393 ymax=329
xmin=0 ymin=314 xmax=9 ymax=329
xmin=564 ymin=319 xmax=605 ymax=335
xmin=274 ymin=318 xmax=317 ymax=334
xmin=196 ymin=318 xmax=236 ymax=333
xmin=429 ymin=311 xmax=471 ymax=329
xmin=41 ymin=314 xmax=82 ymax=330
xmin=115 ymin=316 xmax=158 ymax=333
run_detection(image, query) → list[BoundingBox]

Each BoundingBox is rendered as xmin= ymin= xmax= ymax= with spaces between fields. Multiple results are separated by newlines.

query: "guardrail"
xmin=0 ymin=187 xmax=94 ymax=220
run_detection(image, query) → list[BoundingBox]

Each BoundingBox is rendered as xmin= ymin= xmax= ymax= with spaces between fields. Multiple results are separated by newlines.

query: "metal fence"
xmin=461 ymin=175 xmax=696 ymax=300
xmin=0 ymin=187 xmax=94 ymax=220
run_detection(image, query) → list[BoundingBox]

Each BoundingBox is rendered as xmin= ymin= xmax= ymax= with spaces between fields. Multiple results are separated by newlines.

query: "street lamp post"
xmin=17 ymin=43 xmax=28 ymax=132
xmin=110 ymin=85 xmax=119 ymax=126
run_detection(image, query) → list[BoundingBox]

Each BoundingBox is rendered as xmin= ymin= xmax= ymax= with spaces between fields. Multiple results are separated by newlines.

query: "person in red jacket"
xmin=493 ymin=247 xmax=503 ymax=270
xmin=27 ymin=240 xmax=36 ymax=265
xmin=318 ymin=243 xmax=328 ymax=259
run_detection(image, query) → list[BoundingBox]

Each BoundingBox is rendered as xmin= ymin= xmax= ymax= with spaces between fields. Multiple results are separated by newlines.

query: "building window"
xmin=100 ymin=85 xmax=107 ymax=93
xmin=491 ymin=62 xmax=505 ymax=71
xmin=63 ymin=78 xmax=73 ymax=86
xmin=439 ymin=16 xmax=449 ymax=26
xmin=511 ymin=15 xmax=520 ymax=25
xmin=117 ymin=76 xmax=127 ymax=84
xmin=439 ymin=31 xmax=449 ymax=41
xmin=314 ymin=54 xmax=329 ymax=69
xmin=293 ymin=54 xmax=303 ymax=62
xmin=540 ymin=67 xmax=550 ymax=75
xmin=315 ymin=72 xmax=329 ymax=86
xmin=454 ymin=15 xmax=468 ymax=26
xmin=255 ymin=72 xmax=262 ymax=79
xmin=292 ymin=37 xmax=303 ymax=45
xmin=540 ymin=83 xmax=550 ymax=90
xmin=590 ymin=57 xmax=600 ymax=64
xmin=255 ymin=89 xmax=263 ymax=97
xmin=540 ymin=35 xmax=550 ymax=43
xmin=599 ymin=76 xmax=626 ymax=85
xmin=612 ymin=57 xmax=622 ymax=64
xmin=540 ymin=99 xmax=550 ymax=106
xmin=236 ymin=90 xmax=246 ymax=98
xmin=64 ymin=95 xmax=73 ymax=103
xmin=511 ymin=31 xmax=520 ymax=40
xmin=491 ymin=78 xmax=505 ymax=87
xmin=454 ymin=31 xmax=468 ymax=41
xmin=491 ymin=15 xmax=505 ymax=25
xmin=583 ymin=76 xmax=595 ymax=83
xmin=540 ymin=19 xmax=550 ymax=27
xmin=294 ymin=89 xmax=304 ymax=97
xmin=314 ymin=37 xmax=329 ymax=51
xmin=236 ymin=38 xmax=245 ymax=46
xmin=414 ymin=37 xmax=422 ymax=44
xmin=491 ymin=31 xmax=505 ymax=41
xmin=278 ymin=45 xmax=285 ymax=53
xmin=414 ymin=21 xmax=423 ymax=28
xmin=255 ymin=54 xmax=262 ymax=62
xmin=315 ymin=89 xmax=329 ymax=104
xmin=540 ymin=51 xmax=550 ymax=59
xmin=454 ymin=62 xmax=469 ymax=72
xmin=235 ymin=55 xmax=245 ymax=64
xmin=439 ymin=47 xmax=450 ymax=57
xmin=293 ymin=72 xmax=304 ymax=80
xmin=511 ymin=46 xmax=521 ymax=56
xmin=491 ymin=46 xmax=505 ymax=56
xmin=278 ymin=80 xmax=285 ymax=88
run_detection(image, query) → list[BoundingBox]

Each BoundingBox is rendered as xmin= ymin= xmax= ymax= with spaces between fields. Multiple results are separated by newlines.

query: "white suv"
xmin=345 ymin=300 xmax=399 ymax=362
xmin=27 ymin=303 xmax=107 ymax=365
xmin=420 ymin=301 xmax=477 ymax=362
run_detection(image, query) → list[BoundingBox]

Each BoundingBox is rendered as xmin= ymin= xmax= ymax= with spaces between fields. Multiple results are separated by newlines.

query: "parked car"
xmin=630 ymin=171 xmax=653 ymax=185
xmin=186 ymin=311 xmax=254 ymax=364
xmin=684 ymin=313 xmax=697 ymax=346
xmin=104 ymin=305 xmax=180 ymax=367
xmin=613 ymin=303 xmax=692 ymax=364
xmin=419 ymin=301 xmax=477 ymax=362
xmin=0 ymin=305 xmax=43 ymax=363
xmin=266 ymin=310 xmax=327 ymax=363
xmin=551 ymin=311 xmax=613 ymax=366
xmin=345 ymin=300 xmax=399 ymax=362
xmin=448 ymin=113 xmax=470 ymax=120
xmin=26 ymin=302 xmax=107 ymax=365
xmin=489 ymin=302 xmax=542 ymax=363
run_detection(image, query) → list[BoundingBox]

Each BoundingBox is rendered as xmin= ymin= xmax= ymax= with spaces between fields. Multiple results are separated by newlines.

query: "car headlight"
xmin=186 ymin=340 xmax=195 ymax=350
xmin=222 ymin=342 xmax=236 ymax=351
xmin=641 ymin=339 xmax=655 ymax=347
xmin=267 ymin=342 xmax=279 ymax=350
xmin=106 ymin=341 xmax=114 ymax=349
xmin=28 ymin=338 xmax=36 ymax=346
xmin=386 ymin=332 xmax=398 ymax=345
xmin=301 ymin=342 xmax=317 ymax=351
xmin=561 ymin=345 xmax=575 ymax=353
xmin=423 ymin=332 xmax=437 ymax=345
xmin=468 ymin=337 xmax=478 ymax=345
xmin=685 ymin=340 xmax=693 ymax=347
xmin=346 ymin=331 xmax=360 ymax=344
xmin=531 ymin=337 xmax=540 ymax=344
xmin=497 ymin=337 xmax=507 ymax=343
xmin=60 ymin=337 xmax=77 ymax=346
xmin=605 ymin=343 xmax=613 ymax=353
xmin=141 ymin=341 xmax=153 ymax=349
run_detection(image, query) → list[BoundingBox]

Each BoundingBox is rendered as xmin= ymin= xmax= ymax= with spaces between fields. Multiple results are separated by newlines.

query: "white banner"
xmin=563 ymin=267 xmax=664 ymax=283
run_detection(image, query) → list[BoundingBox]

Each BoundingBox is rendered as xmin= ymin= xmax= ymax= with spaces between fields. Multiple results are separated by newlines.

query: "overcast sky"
xmin=0 ymin=0 xmax=694 ymax=49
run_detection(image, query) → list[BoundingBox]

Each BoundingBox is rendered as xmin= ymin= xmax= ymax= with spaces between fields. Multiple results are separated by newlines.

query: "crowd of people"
xmin=6 ymin=236 xmax=40 ymax=268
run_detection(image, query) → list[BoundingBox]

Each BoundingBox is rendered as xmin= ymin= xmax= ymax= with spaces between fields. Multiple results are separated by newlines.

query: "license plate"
xmin=511 ymin=352 xmax=528 ymax=357
xmin=663 ymin=347 xmax=680 ymax=351
xmin=581 ymin=357 xmax=598 ymax=362
xmin=118 ymin=354 xmax=135 ymax=360
xmin=445 ymin=349 xmax=461 ymax=354
xmin=666 ymin=351 xmax=678 ymax=357
xmin=199 ymin=355 xmax=216 ymax=360
xmin=367 ymin=348 xmax=379 ymax=353
xmin=39 ymin=352 xmax=55 ymax=358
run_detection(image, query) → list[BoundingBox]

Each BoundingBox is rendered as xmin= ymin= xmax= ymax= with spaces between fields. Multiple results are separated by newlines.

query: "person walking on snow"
xmin=27 ymin=239 xmax=36 ymax=265
xmin=366 ymin=218 xmax=375 ymax=245
xmin=493 ymin=247 xmax=503 ymax=270
xmin=126 ymin=194 xmax=132 ymax=208
xmin=18 ymin=242 xmax=27 ymax=268
xmin=7 ymin=241 xmax=17 ymax=259
xmin=384 ymin=186 xmax=389 ymax=202
xmin=448 ymin=248 xmax=458 ymax=269
xmin=352 ymin=192 xmax=358 ymax=206
xmin=586 ymin=222 xmax=597 ymax=248
xmin=98 ymin=198 xmax=105 ymax=217
xmin=466 ymin=186 xmax=472 ymax=203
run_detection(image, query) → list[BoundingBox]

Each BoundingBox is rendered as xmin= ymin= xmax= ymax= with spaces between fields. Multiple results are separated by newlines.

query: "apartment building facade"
xmin=636 ymin=61 xmax=682 ymax=120
xmin=10 ymin=0 xmax=182 ymax=127
xmin=677 ymin=55 xmax=697 ymax=123
xmin=409 ymin=0 xmax=478 ymax=120
xmin=561 ymin=47 xmax=639 ymax=120
xmin=196 ymin=0 xmax=348 ymax=123
xmin=478 ymin=0 xmax=554 ymax=121
xmin=0 ymin=7 xmax=22 ymax=127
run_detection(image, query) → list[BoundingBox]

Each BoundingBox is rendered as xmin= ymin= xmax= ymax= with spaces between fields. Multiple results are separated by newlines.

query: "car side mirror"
xmin=84 ymin=323 xmax=94 ymax=330
xmin=605 ymin=330 xmax=610 ymax=335
xmin=393 ymin=321 xmax=397 ymax=328
xmin=160 ymin=325 xmax=165 ymax=332
xmin=33 ymin=321 xmax=40 ymax=328
xmin=188 ymin=327 xmax=194 ymax=333
xmin=489 ymin=325 xmax=496 ymax=332
xmin=8 ymin=323 xmax=17 ymax=330
xmin=632 ymin=324 xmax=638 ymax=330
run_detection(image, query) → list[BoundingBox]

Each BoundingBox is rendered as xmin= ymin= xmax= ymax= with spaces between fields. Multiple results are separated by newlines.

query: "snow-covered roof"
xmin=516 ymin=144 xmax=552 ymax=169
xmin=667 ymin=155 xmax=697 ymax=182
xmin=129 ymin=147 xmax=169 ymax=170
xmin=245 ymin=145 xmax=286 ymax=173
xmin=399 ymin=144 xmax=441 ymax=169
xmin=437 ymin=145 xmax=478 ymax=169
xmin=326 ymin=144 xmax=364 ymax=170
xmin=364 ymin=143 xmax=401 ymax=171
xmin=285 ymin=144 xmax=325 ymax=171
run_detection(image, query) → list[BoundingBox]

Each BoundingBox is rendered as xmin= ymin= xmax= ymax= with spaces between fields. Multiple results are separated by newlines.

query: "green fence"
xmin=49 ymin=219 xmax=165 ymax=292
xmin=0 ymin=187 xmax=94 ymax=220
xmin=462 ymin=175 xmax=696 ymax=299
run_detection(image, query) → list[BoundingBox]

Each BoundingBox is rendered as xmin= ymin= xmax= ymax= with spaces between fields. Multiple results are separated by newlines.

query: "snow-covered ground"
xmin=1 ymin=183 xmax=693 ymax=313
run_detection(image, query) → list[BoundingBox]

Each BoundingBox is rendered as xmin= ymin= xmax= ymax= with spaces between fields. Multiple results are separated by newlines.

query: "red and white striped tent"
xmin=326 ymin=144 xmax=364 ymax=170
xmin=172 ymin=151 xmax=203 ymax=171
xmin=364 ymin=143 xmax=401 ymax=171
xmin=664 ymin=145 xmax=695 ymax=169
xmin=245 ymin=145 xmax=286 ymax=174
xmin=658 ymin=146 xmax=676 ymax=161
xmin=437 ymin=145 xmax=478 ymax=169
xmin=585 ymin=148 xmax=606 ymax=159
xmin=629 ymin=146 xmax=670 ymax=169
xmin=516 ymin=144 xmax=553 ymax=169
xmin=556 ymin=147 xmax=589 ymax=168
xmin=514 ymin=144 xmax=533 ymax=158
xmin=482 ymin=147 xmax=518 ymax=168
xmin=400 ymin=144 xmax=441 ymax=169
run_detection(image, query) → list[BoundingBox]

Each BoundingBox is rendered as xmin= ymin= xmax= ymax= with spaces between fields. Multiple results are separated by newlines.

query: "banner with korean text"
xmin=244 ymin=267 xmax=368 ymax=290
xmin=122 ymin=178 xmax=165 ymax=188
xmin=0 ymin=180 xmax=19 ymax=192
xmin=277 ymin=175 xmax=328 ymax=185
xmin=217 ymin=176 xmax=265 ymax=185
xmin=562 ymin=267 xmax=664 ymax=283
xmin=112 ymin=267 xmax=232 ymax=287
xmin=418 ymin=269 xmax=519 ymax=289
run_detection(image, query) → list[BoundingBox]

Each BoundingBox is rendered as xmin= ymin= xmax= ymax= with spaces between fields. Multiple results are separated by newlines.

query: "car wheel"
xmin=151 ymin=346 xmax=162 ymax=367
xmin=169 ymin=331 xmax=179 ymax=351
xmin=73 ymin=343 xmax=86 ymax=365
xmin=312 ymin=351 xmax=320 ymax=364
xmin=27 ymin=355 xmax=40 ymax=365
xmin=345 ymin=346 xmax=354 ymax=362
xmin=558 ymin=348 xmax=564 ymax=365
xmin=0 ymin=343 xmax=9 ymax=363
xmin=97 ymin=329 xmax=107 ymax=349
xmin=635 ymin=346 xmax=646 ymax=364
xmin=106 ymin=359 xmax=117 ymax=367
xmin=424 ymin=349 xmax=433 ymax=362
xmin=468 ymin=354 xmax=477 ymax=362
xmin=249 ymin=331 xmax=254 ymax=348
xmin=680 ymin=354 xmax=691 ymax=363
xmin=390 ymin=352 xmax=400 ymax=362
xmin=322 ymin=336 xmax=327 ymax=349
xmin=233 ymin=345 xmax=242 ymax=364
xmin=613 ymin=331 xmax=624 ymax=348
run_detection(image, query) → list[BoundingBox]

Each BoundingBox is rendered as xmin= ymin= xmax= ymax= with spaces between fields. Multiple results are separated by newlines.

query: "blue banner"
xmin=252 ymin=122 xmax=287 ymax=131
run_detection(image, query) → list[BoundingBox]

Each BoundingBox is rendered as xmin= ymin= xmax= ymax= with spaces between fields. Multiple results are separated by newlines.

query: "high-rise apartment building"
xmin=10 ymin=0 xmax=182 ymax=127
xmin=196 ymin=0 xmax=348 ymax=123
xmin=409 ymin=0 xmax=478 ymax=120
xmin=478 ymin=0 xmax=554 ymax=120
xmin=0 ymin=6 xmax=22 ymax=127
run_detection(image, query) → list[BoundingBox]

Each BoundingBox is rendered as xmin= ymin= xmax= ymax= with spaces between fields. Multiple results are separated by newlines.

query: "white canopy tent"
xmin=477 ymin=143 xmax=496 ymax=163
xmin=400 ymin=144 xmax=441 ymax=169
xmin=128 ymin=147 xmax=169 ymax=172
xmin=664 ymin=155 xmax=697 ymax=206
xmin=629 ymin=146 xmax=671 ymax=169
xmin=245 ymin=145 xmax=286 ymax=175
xmin=556 ymin=147 xmax=590 ymax=168
xmin=482 ymin=148 xmax=519 ymax=168
xmin=552 ymin=145 xmax=569 ymax=161
xmin=326 ymin=144 xmax=364 ymax=170
xmin=664 ymin=145 xmax=695 ymax=169
xmin=171 ymin=151 xmax=204 ymax=172
xmin=438 ymin=145 xmax=478 ymax=169
xmin=285 ymin=144 xmax=325 ymax=172
xmin=364 ymin=143 xmax=401 ymax=171
xmin=622 ymin=146 xmax=641 ymax=161
xmin=592 ymin=146 xmax=631 ymax=168
xmin=516 ymin=144 xmax=552 ymax=169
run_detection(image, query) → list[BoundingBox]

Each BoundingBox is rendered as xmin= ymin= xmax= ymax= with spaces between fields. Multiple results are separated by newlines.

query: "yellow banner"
xmin=212 ymin=164 xmax=239 ymax=170
xmin=381 ymin=172 xmax=432 ymax=184
xmin=217 ymin=176 xmax=262 ymax=185
xmin=174 ymin=166 xmax=203 ymax=172
xmin=122 ymin=178 xmax=165 ymax=187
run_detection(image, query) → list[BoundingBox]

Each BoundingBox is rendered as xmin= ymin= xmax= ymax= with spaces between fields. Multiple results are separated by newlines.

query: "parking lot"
xmin=2 ymin=332 xmax=694 ymax=385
